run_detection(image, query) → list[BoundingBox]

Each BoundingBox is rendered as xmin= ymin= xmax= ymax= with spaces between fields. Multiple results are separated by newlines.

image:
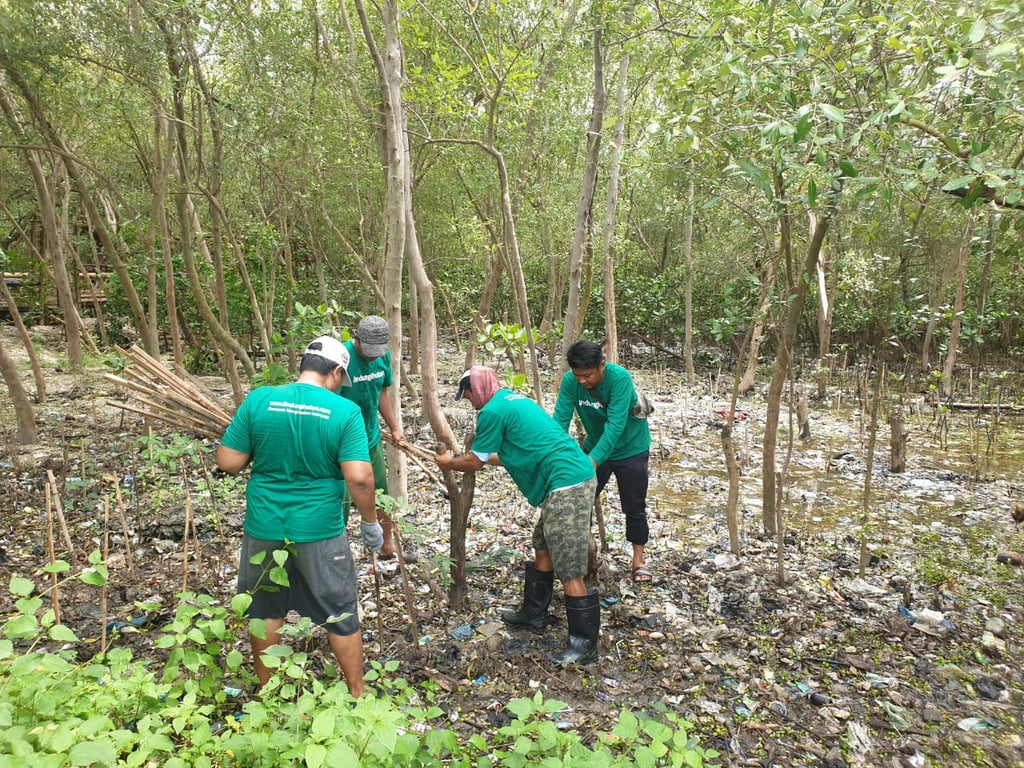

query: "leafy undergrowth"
xmin=0 ymin=571 xmax=716 ymax=767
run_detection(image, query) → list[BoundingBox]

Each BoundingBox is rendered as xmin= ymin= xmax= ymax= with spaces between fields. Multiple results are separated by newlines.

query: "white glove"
xmin=360 ymin=521 xmax=384 ymax=553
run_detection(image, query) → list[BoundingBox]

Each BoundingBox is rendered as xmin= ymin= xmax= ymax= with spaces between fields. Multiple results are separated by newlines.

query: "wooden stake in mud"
xmin=370 ymin=551 xmax=385 ymax=655
xmin=593 ymin=495 xmax=609 ymax=554
xmin=859 ymin=363 xmax=884 ymax=578
xmin=180 ymin=460 xmax=199 ymax=592
xmin=391 ymin=527 xmax=421 ymax=655
xmin=889 ymin=409 xmax=907 ymax=474
xmin=104 ymin=475 xmax=137 ymax=578
xmin=46 ymin=470 xmax=77 ymax=567
xmin=44 ymin=488 xmax=62 ymax=625
xmin=100 ymin=496 xmax=110 ymax=655
xmin=797 ymin=393 xmax=811 ymax=440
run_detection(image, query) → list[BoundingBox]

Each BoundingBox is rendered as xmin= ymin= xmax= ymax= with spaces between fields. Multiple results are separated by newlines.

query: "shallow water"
xmin=647 ymin=401 xmax=1024 ymax=543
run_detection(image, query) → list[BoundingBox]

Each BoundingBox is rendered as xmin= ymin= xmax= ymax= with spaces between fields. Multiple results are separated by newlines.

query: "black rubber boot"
xmin=547 ymin=589 xmax=600 ymax=665
xmin=501 ymin=561 xmax=554 ymax=630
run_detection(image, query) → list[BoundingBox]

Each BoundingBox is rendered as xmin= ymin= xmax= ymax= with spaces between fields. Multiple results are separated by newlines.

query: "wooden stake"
xmin=44 ymin=486 xmax=61 ymax=625
xmin=198 ymin=458 xmax=226 ymax=545
xmin=391 ymin=526 xmax=421 ymax=656
xmin=594 ymin=494 xmax=609 ymax=554
xmin=104 ymin=475 xmax=137 ymax=578
xmin=46 ymin=470 xmax=77 ymax=566
xmin=370 ymin=551 xmax=385 ymax=655
xmin=101 ymin=496 xmax=110 ymax=655
xmin=181 ymin=460 xmax=197 ymax=592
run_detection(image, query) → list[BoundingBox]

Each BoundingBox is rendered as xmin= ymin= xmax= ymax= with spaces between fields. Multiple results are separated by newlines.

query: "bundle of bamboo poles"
xmin=103 ymin=344 xmax=232 ymax=440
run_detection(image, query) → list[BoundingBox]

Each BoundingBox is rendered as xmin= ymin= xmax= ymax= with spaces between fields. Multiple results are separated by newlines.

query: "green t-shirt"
xmin=221 ymin=381 xmax=370 ymax=541
xmin=552 ymin=363 xmax=651 ymax=465
xmin=339 ymin=340 xmax=393 ymax=448
xmin=472 ymin=389 xmax=594 ymax=506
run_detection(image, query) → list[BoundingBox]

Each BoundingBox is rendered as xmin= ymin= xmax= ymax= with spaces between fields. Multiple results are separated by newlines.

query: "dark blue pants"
xmin=595 ymin=450 xmax=650 ymax=546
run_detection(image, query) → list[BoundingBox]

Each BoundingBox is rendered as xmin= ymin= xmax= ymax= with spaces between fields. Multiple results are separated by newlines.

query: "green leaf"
xmin=79 ymin=567 xmax=109 ymax=586
xmin=43 ymin=561 xmax=70 ymax=574
xmin=967 ymin=19 xmax=986 ymax=44
xmin=304 ymin=743 xmax=327 ymax=768
xmin=820 ymin=103 xmax=845 ymax=123
xmin=69 ymin=739 xmax=118 ymax=766
xmin=506 ymin=697 xmax=534 ymax=719
xmin=49 ymin=624 xmax=79 ymax=642
xmin=310 ymin=709 xmax=335 ymax=740
xmin=9 ymin=576 xmax=35 ymax=597
xmin=269 ymin=566 xmax=290 ymax=587
xmin=248 ymin=550 xmax=268 ymax=566
xmin=839 ymin=160 xmax=858 ymax=178
xmin=737 ymin=159 xmax=773 ymax=200
xmin=231 ymin=592 xmax=252 ymax=616
xmin=325 ymin=742 xmax=360 ymax=765
xmin=941 ymin=175 xmax=976 ymax=191
xmin=794 ymin=111 xmax=812 ymax=142
xmin=886 ymin=100 xmax=906 ymax=118
xmin=990 ymin=41 xmax=1017 ymax=59
xmin=15 ymin=597 xmax=42 ymax=615
xmin=3 ymin=615 xmax=39 ymax=639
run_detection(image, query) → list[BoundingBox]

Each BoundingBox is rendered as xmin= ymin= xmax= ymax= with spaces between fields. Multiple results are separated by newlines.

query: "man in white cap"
xmin=340 ymin=315 xmax=408 ymax=559
xmin=217 ymin=335 xmax=384 ymax=696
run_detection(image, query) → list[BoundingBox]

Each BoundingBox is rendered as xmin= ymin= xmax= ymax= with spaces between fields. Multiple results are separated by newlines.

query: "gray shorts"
xmin=236 ymin=532 xmax=360 ymax=636
xmin=532 ymin=476 xmax=597 ymax=581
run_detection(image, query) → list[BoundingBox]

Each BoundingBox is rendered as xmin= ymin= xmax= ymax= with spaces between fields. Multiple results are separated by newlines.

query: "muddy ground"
xmin=1 ymin=326 xmax=1023 ymax=767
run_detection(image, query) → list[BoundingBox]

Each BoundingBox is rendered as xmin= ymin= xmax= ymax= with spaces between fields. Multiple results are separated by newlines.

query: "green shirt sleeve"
xmin=588 ymin=370 xmax=635 ymax=465
xmin=552 ymin=371 xmax=576 ymax=432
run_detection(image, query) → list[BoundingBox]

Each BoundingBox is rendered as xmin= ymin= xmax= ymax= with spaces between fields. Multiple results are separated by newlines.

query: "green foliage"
xmin=287 ymin=302 xmax=356 ymax=349
xmin=1 ymin=558 xmax=718 ymax=767
xmin=477 ymin=322 xmax=527 ymax=364
xmin=101 ymin=350 xmax=131 ymax=376
xmin=249 ymin=361 xmax=291 ymax=389
xmin=473 ymin=324 xmax=532 ymax=393
xmin=135 ymin=432 xmax=205 ymax=474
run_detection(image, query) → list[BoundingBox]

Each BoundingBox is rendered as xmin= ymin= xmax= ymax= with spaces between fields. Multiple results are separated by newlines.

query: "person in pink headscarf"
xmin=434 ymin=365 xmax=601 ymax=665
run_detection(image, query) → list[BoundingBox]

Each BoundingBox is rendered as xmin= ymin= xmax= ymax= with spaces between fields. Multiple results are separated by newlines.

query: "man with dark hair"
xmin=217 ymin=335 xmax=383 ymax=696
xmin=340 ymin=315 xmax=408 ymax=559
xmin=554 ymin=339 xmax=653 ymax=582
xmin=434 ymin=365 xmax=601 ymax=665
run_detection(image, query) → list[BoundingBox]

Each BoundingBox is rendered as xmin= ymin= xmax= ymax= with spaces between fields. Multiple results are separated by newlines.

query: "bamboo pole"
xmin=44 ymin=487 xmax=61 ymax=625
xmin=370 ymin=551 xmax=386 ymax=655
xmin=381 ymin=432 xmax=448 ymax=495
xmin=391 ymin=527 xmax=422 ymax=658
xmin=100 ymin=496 xmax=110 ymax=655
xmin=46 ymin=470 xmax=77 ymax=566
xmin=181 ymin=460 xmax=198 ymax=592
xmin=104 ymin=474 xmax=137 ymax=578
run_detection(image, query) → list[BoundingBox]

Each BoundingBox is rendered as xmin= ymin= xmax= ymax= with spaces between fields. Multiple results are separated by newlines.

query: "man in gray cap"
xmin=341 ymin=315 xmax=408 ymax=559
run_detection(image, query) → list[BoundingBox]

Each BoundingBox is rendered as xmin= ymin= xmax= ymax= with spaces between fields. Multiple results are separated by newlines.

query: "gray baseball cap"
xmin=355 ymin=315 xmax=390 ymax=358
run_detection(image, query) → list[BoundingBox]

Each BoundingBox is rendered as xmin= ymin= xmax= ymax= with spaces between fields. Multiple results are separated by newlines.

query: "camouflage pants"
xmin=532 ymin=476 xmax=597 ymax=581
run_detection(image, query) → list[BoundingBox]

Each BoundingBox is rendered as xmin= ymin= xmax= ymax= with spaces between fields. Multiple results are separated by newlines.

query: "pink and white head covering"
xmin=455 ymin=365 xmax=500 ymax=410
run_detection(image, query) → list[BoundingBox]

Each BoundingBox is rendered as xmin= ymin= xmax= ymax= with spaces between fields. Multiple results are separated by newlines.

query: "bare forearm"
xmin=379 ymin=390 xmax=404 ymax=437
xmin=216 ymin=444 xmax=251 ymax=474
xmin=434 ymin=450 xmax=487 ymax=473
xmin=341 ymin=461 xmax=378 ymax=522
